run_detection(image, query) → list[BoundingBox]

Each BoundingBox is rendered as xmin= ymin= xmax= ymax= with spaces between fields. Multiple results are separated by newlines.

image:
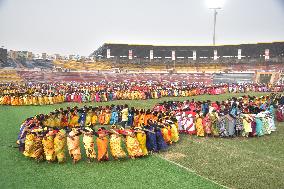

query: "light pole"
xmin=210 ymin=7 xmax=221 ymax=46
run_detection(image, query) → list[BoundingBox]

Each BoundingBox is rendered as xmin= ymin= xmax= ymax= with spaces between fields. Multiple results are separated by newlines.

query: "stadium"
xmin=1 ymin=0 xmax=284 ymax=189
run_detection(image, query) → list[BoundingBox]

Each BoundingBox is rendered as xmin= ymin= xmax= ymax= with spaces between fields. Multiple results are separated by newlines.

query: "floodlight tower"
xmin=210 ymin=7 xmax=221 ymax=46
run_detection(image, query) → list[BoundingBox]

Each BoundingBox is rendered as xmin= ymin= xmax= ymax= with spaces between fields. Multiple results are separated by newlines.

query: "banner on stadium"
xmin=129 ymin=50 xmax=133 ymax=60
xmin=150 ymin=50 xmax=154 ymax=60
xmin=265 ymin=49 xmax=269 ymax=60
xmin=214 ymin=50 xmax=218 ymax=60
xmin=107 ymin=49 xmax=111 ymax=59
xmin=172 ymin=51 xmax=175 ymax=61
xmin=193 ymin=50 xmax=197 ymax=60
xmin=238 ymin=49 xmax=242 ymax=60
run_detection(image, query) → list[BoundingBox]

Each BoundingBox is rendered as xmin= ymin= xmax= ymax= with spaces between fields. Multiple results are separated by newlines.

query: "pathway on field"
xmin=156 ymin=154 xmax=230 ymax=189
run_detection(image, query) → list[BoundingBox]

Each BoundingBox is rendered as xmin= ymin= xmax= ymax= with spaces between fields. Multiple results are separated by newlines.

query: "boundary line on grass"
xmin=156 ymin=154 xmax=231 ymax=189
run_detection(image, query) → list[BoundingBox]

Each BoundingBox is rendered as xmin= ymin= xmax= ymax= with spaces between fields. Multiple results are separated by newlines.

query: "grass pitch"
xmin=0 ymin=92 xmax=283 ymax=189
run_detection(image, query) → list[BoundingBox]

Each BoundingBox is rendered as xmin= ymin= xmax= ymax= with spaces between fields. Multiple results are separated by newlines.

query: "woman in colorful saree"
xmin=109 ymin=126 xmax=126 ymax=160
xmin=209 ymin=110 xmax=219 ymax=137
xmin=144 ymin=121 xmax=158 ymax=153
xmin=67 ymin=128 xmax=81 ymax=164
xmin=203 ymin=113 xmax=212 ymax=137
xmin=195 ymin=113 xmax=205 ymax=137
xmin=242 ymin=114 xmax=252 ymax=137
xmin=82 ymin=127 xmax=96 ymax=163
xmin=124 ymin=129 xmax=143 ymax=159
xmin=96 ymin=127 xmax=109 ymax=162
xmin=54 ymin=129 xmax=67 ymax=163
xmin=255 ymin=113 xmax=264 ymax=137
xmin=155 ymin=125 xmax=168 ymax=152
xmin=134 ymin=127 xmax=148 ymax=156
xmin=168 ymin=121 xmax=179 ymax=143
xmin=23 ymin=133 xmax=35 ymax=158
xmin=161 ymin=124 xmax=172 ymax=145
xmin=31 ymin=129 xmax=44 ymax=161
xmin=42 ymin=130 xmax=56 ymax=163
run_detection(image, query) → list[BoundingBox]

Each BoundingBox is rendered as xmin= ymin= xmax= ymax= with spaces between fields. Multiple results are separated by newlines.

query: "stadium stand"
xmin=0 ymin=70 xmax=23 ymax=82
xmin=0 ymin=42 xmax=283 ymax=83
xmin=2 ymin=58 xmax=53 ymax=69
xmin=53 ymin=60 xmax=112 ymax=71
xmin=213 ymin=73 xmax=255 ymax=84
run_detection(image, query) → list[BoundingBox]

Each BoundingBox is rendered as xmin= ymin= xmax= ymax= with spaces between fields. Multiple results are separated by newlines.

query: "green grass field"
xmin=0 ymin=92 xmax=283 ymax=189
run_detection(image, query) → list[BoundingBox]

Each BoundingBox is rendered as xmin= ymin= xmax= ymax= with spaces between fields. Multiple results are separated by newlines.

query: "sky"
xmin=0 ymin=0 xmax=284 ymax=56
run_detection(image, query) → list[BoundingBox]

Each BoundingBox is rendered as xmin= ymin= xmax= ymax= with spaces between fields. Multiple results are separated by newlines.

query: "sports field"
xmin=0 ymin=92 xmax=283 ymax=189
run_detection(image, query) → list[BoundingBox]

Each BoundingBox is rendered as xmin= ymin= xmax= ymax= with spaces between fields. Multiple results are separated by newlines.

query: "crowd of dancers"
xmin=1 ymin=81 xmax=284 ymax=105
xmin=17 ymin=93 xmax=284 ymax=163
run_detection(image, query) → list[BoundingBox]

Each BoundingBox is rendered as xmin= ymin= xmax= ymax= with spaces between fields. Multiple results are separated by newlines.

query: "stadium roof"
xmin=102 ymin=41 xmax=284 ymax=47
xmin=92 ymin=41 xmax=284 ymax=58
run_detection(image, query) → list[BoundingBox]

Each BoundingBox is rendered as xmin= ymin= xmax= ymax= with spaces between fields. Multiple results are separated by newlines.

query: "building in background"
xmin=27 ymin=52 xmax=33 ymax=60
xmin=54 ymin=54 xmax=61 ymax=60
xmin=69 ymin=55 xmax=76 ymax=60
xmin=0 ymin=48 xmax=8 ymax=64
xmin=42 ymin=53 xmax=47 ymax=60
xmin=8 ymin=50 xmax=19 ymax=59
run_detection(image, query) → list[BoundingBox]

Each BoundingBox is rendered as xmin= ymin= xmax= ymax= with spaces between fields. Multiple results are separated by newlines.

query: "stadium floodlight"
xmin=206 ymin=0 xmax=224 ymax=46
xmin=206 ymin=0 xmax=225 ymax=9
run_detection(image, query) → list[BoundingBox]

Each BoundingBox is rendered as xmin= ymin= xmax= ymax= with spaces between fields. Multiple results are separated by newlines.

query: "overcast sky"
xmin=0 ymin=0 xmax=284 ymax=56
